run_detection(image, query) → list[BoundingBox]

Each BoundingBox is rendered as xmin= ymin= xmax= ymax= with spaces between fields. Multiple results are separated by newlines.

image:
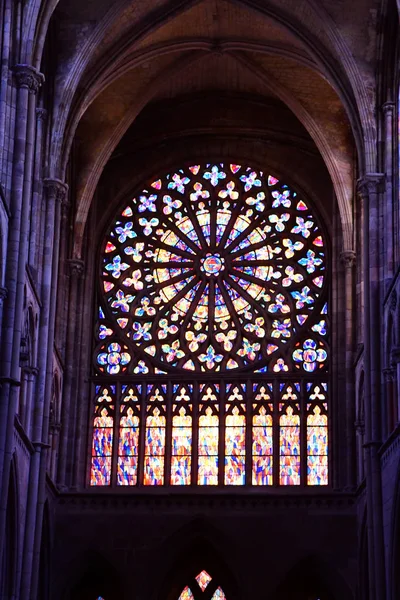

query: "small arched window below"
xmin=179 ymin=570 xmax=226 ymax=600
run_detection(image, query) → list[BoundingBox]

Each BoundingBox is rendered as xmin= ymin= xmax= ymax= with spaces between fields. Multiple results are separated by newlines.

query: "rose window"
xmin=91 ymin=164 xmax=329 ymax=488
xmin=96 ymin=164 xmax=327 ymax=374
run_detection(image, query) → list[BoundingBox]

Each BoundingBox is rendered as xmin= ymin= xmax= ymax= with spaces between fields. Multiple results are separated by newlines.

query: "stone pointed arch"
xmin=271 ymin=554 xmax=354 ymax=600
xmin=159 ymin=520 xmax=241 ymax=600
xmin=57 ymin=550 xmax=123 ymax=600
xmin=0 ymin=454 xmax=19 ymax=600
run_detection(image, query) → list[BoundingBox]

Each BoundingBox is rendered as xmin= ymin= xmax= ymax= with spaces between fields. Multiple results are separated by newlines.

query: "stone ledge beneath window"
xmin=56 ymin=489 xmax=356 ymax=513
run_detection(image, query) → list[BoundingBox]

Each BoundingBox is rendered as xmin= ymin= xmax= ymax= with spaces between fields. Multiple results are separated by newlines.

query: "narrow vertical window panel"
xmin=252 ymin=384 xmax=273 ymax=485
xmin=307 ymin=401 xmax=328 ymax=485
xmin=118 ymin=385 xmax=141 ymax=486
xmin=252 ymin=407 xmax=273 ymax=485
xmin=279 ymin=405 xmax=301 ymax=486
xmin=144 ymin=386 xmax=166 ymax=485
xmin=171 ymin=408 xmax=192 ymax=485
xmin=198 ymin=409 xmax=219 ymax=485
xmin=90 ymin=388 xmax=114 ymax=486
xmin=198 ymin=385 xmax=219 ymax=485
xmin=171 ymin=385 xmax=192 ymax=485
xmin=225 ymin=385 xmax=246 ymax=485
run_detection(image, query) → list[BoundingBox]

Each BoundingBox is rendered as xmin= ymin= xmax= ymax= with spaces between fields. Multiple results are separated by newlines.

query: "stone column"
xmin=22 ymin=366 xmax=39 ymax=437
xmin=48 ymin=422 xmax=61 ymax=481
xmin=29 ymin=107 xmax=47 ymax=275
xmin=0 ymin=286 xmax=7 ymax=341
xmin=392 ymin=347 xmax=400 ymax=426
xmin=382 ymin=102 xmax=395 ymax=284
xmin=357 ymin=174 xmax=386 ymax=600
xmin=0 ymin=64 xmax=43 ymax=566
xmin=355 ymin=419 xmax=365 ymax=484
xmin=340 ymin=250 xmax=356 ymax=489
xmin=30 ymin=187 xmax=68 ymax=599
xmin=19 ymin=179 xmax=66 ymax=600
xmin=57 ymin=259 xmax=85 ymax=489
xmin=383 ymin=368 xmax=396 ymax=433
xmin=0 ymin=0 xmax=12 ymax=172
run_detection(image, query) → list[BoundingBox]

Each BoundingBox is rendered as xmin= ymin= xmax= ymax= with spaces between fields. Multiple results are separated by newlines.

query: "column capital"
xmin=36 ymin=107 xmax=47 ymax=121
xmin=383 ymin=367 xmax=395 ymax=382
xmin=12 ymin=64 xmax=44 ymax=94
xmin=43 ymin=178 xmax=68 ymax=204
xmin=340 ymin=250 xmax=356 ymax=268
xmin=382 ymin=101 xmax=395 ymax=115
xmin=356 ymin=173 xmax=385 ymax=198
xmin=355 ymin=420 xmax=365 ymax=435
xmin=391 ymin=346 xmax=400 ymax=365
xmin=68 ymin=258 xmax=85 ymax=278
xmin=24 ymin=366 xmax=39 ymax=377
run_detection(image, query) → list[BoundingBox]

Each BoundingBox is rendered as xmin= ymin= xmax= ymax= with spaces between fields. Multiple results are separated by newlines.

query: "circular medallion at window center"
xmin=201 ymin=253 xmax=225 ymax=277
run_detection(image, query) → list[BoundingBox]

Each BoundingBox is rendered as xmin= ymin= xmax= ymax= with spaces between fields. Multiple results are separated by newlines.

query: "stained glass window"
xmin=91 ymin=163 xmax=329 ymax=487
xmin=178 ymin=571 xmax=226 ymax=599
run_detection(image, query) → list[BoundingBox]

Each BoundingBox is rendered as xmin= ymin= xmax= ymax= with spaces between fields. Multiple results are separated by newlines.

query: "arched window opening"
xmin=0 ymin=460 xmax=17 ymax=599
xmin=356 ymin=373 xmax=365 ymax=484
xmin=90 ymin=163 xmax=329 ymax=488
xmin=19 ymin=307 xmax=36 ymax=434
xmin=178 ymin=570 xmax=226 ymax=600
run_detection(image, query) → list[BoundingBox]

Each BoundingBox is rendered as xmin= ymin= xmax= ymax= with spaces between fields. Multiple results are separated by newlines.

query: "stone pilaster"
xmin=340 ymin=250 xmax=356 ymax=489
xmin=357 ymin=172 xmax=386 ymax=600
xmin=57 ymin=259 xmax=85 ymax=488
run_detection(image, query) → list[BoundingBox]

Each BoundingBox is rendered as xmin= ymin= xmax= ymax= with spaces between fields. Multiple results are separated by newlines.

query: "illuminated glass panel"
xmin=198 ymin=385 xmax=219 ymax=485
xmin=171 ymin=385 xmax=193 ymax=485
xmin=211 ymin=588 xmax=227 ymax=599
xmin=92 ymin=163 xmax=330 ymax=488
xmin=144 ymin=385 xmax=166 ymax=485
xmin=279 ymin=384 xmax=301 ymax=486
xmin=195 ymin=570 xmax=212 ymax=591
xmin=178 ymin=587 xmax=195 ymax=600
xmin=225 ymin=385 xmax=246 ymax=485
xmin=117 ymin=386 xmax=141 ymax=486
xmin=96 ymin=164 xmax=327 ymax=376
xmin=252 ymin=384 xmax=273 ymax=485
xmin=307 ymin=383 xmax=328 ymax=485
xmin=90 ymin=388 xmax=114 ymax=486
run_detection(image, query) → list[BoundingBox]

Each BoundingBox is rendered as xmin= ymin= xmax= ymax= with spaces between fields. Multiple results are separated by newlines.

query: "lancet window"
xmin=90 ymin=163 xmax=329 ymax=487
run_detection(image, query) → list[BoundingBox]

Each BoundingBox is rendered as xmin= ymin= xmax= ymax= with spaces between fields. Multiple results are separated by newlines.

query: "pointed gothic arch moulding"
xmin=89 ymin=162 xmax=330 ymax=488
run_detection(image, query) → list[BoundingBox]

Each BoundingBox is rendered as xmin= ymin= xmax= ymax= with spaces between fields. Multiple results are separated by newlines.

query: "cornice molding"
xmin=56 ymin=491 xmax=356 ymax=512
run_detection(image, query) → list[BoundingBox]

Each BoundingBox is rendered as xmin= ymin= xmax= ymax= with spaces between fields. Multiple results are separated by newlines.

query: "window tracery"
xmin=90 ymin=163 xmax=329 ymax=487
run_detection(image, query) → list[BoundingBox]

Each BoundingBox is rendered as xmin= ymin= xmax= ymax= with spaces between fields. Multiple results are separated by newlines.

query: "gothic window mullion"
xmin=272 ymin=380 xmax=280 ymax=488
xmin=165 ymin=380 xmax=173 ymax=485
xmin=192 ymin=382 xmax=199 ymax=487
xmin=137 ymin=382 xmax=146 ymax=486
xmin=219 ymin=381 xmax=225 ymax=486
xmin=245 ymin=379 xmax=252 ymax=486
xmin=300 ymin=379 xmax=307 ymax=488
xmin=111 ymin=381 xmax=120 ymax=486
